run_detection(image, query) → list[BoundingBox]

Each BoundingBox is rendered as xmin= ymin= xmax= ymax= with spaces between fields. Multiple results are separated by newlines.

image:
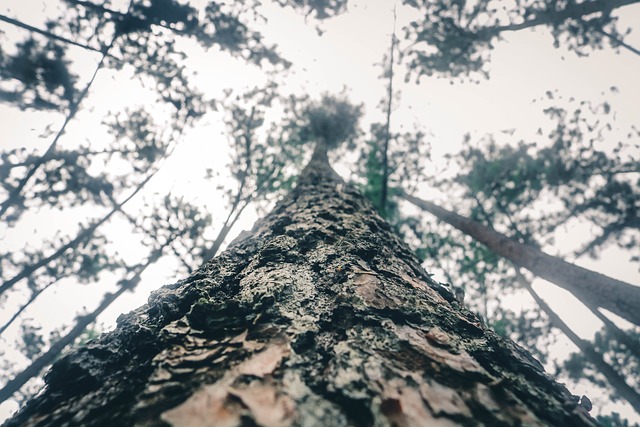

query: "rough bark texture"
xmin=5 ymin=148 xmax=598 ymax=426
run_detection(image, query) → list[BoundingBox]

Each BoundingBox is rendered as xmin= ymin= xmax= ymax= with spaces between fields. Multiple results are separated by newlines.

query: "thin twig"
xmin=380 ymin=4 xmax=397 ymax=215
xmin=597 ymin=28 xmax=640 ymax=56
xmin=0 ymin=162 xmax=162 ymax=296
xmin=200 ymin=107 xmax=256 ymax=262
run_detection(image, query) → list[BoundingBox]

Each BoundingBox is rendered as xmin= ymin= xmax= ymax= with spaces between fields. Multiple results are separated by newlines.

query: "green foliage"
xmin=402 ymin=0 xmax=633 ymax=80
xmin=212 ymin=86 xmax=309 ymax=215
xmin=358 ymin=122 xmax=430 ymax=219
xmin=0 ymin=148 xmax=114 ymax=225
xmin=104 ymin=108 xmax=172 ymax=172
xmin=17 ymin=322 xmax=45 ymax=361
xmin=124 ymin=194 xmax=212 ymax=273
xmin=446 ymin=95 xmax=640 ymax=260
xmin=296 ymin=93 xmax=363 ymax=149
xmin=361 ymin=139 xmax=385 ymax=211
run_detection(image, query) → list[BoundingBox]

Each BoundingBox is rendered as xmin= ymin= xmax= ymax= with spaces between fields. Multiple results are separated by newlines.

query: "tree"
xmin=4 ymin=134 xmax=599 ymax=425
xmin=0 ymin=0 xmax=336 ymax=403
xmin=399 ymin=190 xmax=640 ymax=327
xmin=2 ymin=0 xmax=637 ymax=422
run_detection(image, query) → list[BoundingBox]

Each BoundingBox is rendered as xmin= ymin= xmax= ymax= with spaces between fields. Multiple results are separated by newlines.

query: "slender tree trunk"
xmin=514 ymin=271 xmax=640 ymax=413
xmin=0 ymin=21 xmax=119 ymax=221
xmin=400 ymin=191 xmax=640 ymax=327
xmin=379 ymin=6 xmax=396 ymax=215
xmin=5 ymin=146 xmax=598 ymax=426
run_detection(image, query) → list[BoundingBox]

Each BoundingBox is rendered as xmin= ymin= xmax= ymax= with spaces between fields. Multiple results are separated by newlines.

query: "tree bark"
xmin=400 ymin=191 xmax=640 ymax=327
xmin=4 ymin=147 xmax=598 ymax=426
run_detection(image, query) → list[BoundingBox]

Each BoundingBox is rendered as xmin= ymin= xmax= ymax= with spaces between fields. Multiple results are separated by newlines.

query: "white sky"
xmin=1 ymin=0 xmax=639 ymax=422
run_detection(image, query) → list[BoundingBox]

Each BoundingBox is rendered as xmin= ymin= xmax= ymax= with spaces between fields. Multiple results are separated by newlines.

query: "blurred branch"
xmin=0 ymin=200 xmax=193 ymax=404
xmin=200 ymin=107 xmax=256 ymax=262
xmin=492 ymin=0 xmax=639 ymax=33
xmin=597 ymin=28 xmax=640 ymax=56
xmin=573 ymin=221 xmax=635 ymax=259
xmin=0 ymin=164 xmax=160 ymax=296
xmin=0 ymin=279 xmax=60 ymax=336
xmin=2 ymin=148 xmax=140 ymax=170
xmin=380 ymin=5 xmax=396 ymax=215
xmin=200 ymin=197 xmax=250 ymax=263
xmin=0 ymin=14 xmax=107 ymax=54
xmin=113 ymin=202 xmax=192 ymax=272
xmin=0 ymin=5 xmax=129 ymax=221
xmin=474 ymin=194 xmax=640 ymax=358
xmin=66 ymin=0 xmax=196 ymax=39
xmin=201 ymin=155 xmax=282 ymax=263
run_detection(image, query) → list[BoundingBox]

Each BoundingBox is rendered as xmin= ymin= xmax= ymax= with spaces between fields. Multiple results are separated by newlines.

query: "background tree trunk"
xmin=4 ymin=148 xmax=598 ymax=426
xmin=399 ymin=191 xmax=640 ymax=327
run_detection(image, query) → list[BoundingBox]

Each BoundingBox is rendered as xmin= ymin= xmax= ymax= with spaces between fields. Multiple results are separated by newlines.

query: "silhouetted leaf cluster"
xmin=0 ymin=37 xmax=77 ymax=110
xmin=402 ymin=0 xmax=635 ymax=80
xmin=278 ymin=0 xmax=349 ymax=19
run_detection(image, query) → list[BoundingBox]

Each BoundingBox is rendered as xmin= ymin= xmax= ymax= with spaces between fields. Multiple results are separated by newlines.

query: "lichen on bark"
xmin=4 ymin=145 xmax=598 ymax=426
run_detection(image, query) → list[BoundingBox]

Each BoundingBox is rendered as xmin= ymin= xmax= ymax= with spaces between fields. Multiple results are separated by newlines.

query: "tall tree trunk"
xmin=513 ymin=271 xmax=640 ymax=413
xmin=5 ymin=145 xmax=597 ymax=426
xmin=399 ymin=191 xmax=640 ymax=327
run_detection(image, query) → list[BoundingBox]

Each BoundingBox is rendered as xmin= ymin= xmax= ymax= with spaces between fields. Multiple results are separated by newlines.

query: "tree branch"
xmin=0 ymin=279 xmax=59 ymax=336
xmin=493 ymin=0 xmax=640 ymax=34
xmin=380 ymin=5 xmax=397 ymax=215
xmin=0 ymin=249 xmax=162 ymax=406
xmin=596 ymin=28 xmax=640 ymax=56
xmin=0 ymin=27 xmax=118 ymax=221
xmin=200 ymin=107 xmax=256 ymax=262
xmin=0 ymin=166 xmax=159 ymax=296
xmin=0 ymin=14 xmax=106 ymax=54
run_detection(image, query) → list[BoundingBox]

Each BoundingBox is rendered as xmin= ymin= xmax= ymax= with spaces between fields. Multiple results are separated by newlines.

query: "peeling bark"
xmin=4 ymin=147 xmax=598 ymax=426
